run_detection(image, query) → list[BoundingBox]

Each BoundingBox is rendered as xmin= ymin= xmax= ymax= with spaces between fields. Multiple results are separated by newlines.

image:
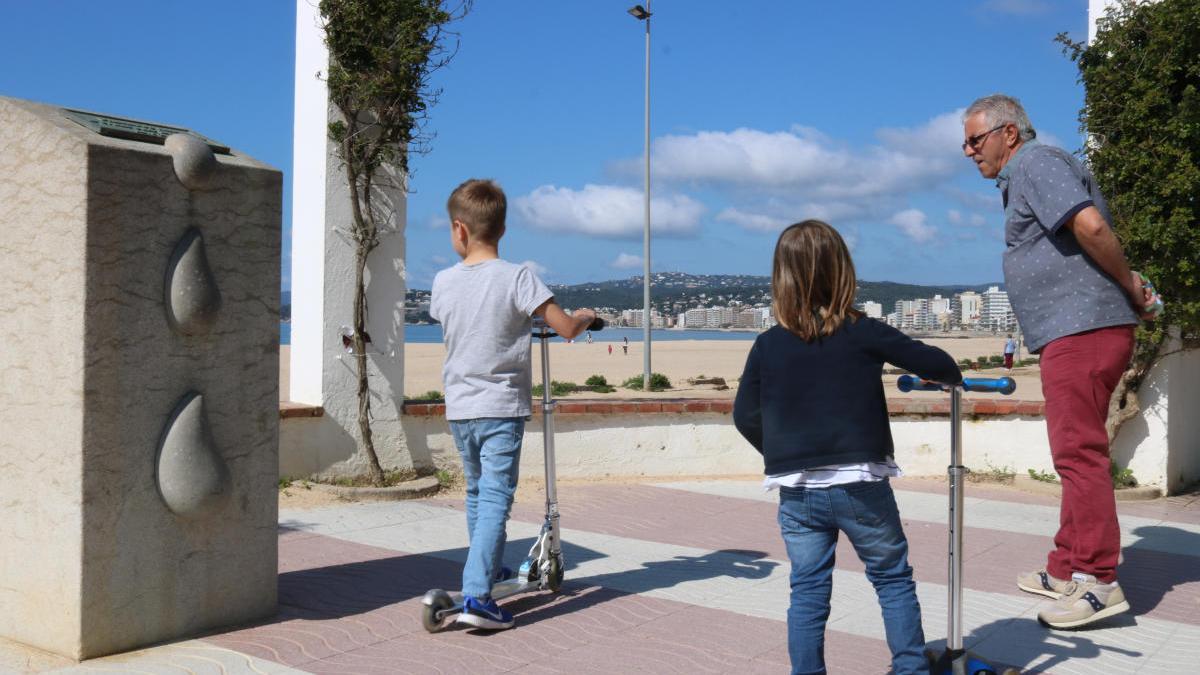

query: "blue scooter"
xmin=897 ymin=375 xmax=1021 ymax=675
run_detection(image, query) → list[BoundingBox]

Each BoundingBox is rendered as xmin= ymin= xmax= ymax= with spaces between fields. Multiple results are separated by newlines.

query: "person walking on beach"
xmin=622 ymin=336 xmax=628 ymax=355
xmin=734 ymin=220 xmax=961 ymax=674
xmin=430 ymin=178 xmax=595 ymax=630
xmin=962 ymin=94 xmax=1156 ymax=629
xmin=1003 ymin=334 xmax=1017 ymax=371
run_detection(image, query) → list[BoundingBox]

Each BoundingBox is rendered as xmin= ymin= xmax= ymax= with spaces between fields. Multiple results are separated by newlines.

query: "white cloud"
xmin=611 ymin=252 xmax=643 ymax=269
xmin=520 ymin=260 xmax=549 ymax=277
xmin=889 ymin=209 xmax=938 ymax=243
xmin=716 ymin=208 xmax=790 ymax=232
xmin=431 ymin=254 xmax=449 ymax=265
xmin=513 ymin=184 xmax=704 ymax=238
xmin=947 ymin=209 xmax=987 ymax=228
xmin=636 ymin=110 xmax=968 ymax=201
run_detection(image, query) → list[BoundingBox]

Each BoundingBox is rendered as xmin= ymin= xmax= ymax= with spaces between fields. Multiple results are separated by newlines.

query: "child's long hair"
xmin=772 ymin=219 xmax=862 ymax=342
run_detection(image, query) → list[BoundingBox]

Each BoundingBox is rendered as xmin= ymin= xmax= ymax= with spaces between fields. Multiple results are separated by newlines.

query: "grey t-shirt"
xmin=429 ymin=259 xmax=553 ymax=421
xmin=996 ymin=141 xmax=1137 ymax=352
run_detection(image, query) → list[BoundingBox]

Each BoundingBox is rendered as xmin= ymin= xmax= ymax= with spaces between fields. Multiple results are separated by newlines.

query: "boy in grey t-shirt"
xmin=429 ymin=179 xmax=595 ymax=631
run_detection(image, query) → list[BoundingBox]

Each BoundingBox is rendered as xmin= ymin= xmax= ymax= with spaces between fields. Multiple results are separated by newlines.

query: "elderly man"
xmin=962 ymin=93 xmax=1153 ymax=629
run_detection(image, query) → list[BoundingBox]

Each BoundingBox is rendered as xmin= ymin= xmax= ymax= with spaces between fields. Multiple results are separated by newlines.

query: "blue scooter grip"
xmin=896 ymin=375 xmax=945 ymax=392
xmin=961 ymin=377 xmax=1016 ymax=395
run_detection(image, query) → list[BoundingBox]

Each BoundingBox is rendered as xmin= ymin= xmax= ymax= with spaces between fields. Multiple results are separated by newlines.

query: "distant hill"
xmin=403 ymin=272 xmax=1001 ymax=316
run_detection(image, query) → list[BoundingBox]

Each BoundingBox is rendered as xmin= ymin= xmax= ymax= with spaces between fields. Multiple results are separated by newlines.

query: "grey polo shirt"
xmin=996 ymin=140 xmax=1137 ymax=352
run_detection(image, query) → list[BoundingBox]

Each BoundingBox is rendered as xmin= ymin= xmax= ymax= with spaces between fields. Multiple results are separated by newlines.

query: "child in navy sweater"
xmin=734 ymin=220 xmax=961 ymax=675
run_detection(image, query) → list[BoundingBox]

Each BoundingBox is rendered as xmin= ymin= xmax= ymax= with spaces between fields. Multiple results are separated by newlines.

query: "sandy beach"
xmin=282 ymin=334 xmax=1043 ymax=402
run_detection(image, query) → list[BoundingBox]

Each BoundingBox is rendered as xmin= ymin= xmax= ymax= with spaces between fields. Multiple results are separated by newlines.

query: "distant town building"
xmin=951 ymin=291 xmax=981 ymax=328
xmin=860 ymin=301 xmax=883 ymax=319
xmin=622 ymin=308 xmax=666 ymax=328
xmin=980 ymin=286 xmax=1015 ymax=331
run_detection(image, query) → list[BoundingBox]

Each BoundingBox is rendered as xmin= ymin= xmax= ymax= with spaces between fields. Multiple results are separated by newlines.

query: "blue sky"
xmin=0 ymin=1 xmax=1094 ymax=290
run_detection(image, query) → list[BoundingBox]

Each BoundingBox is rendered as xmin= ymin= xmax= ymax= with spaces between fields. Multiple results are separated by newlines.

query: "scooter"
xmin=897 ymin=374 xmax=1020 ymax=675
xmin=421 ymin=315 xmax=605 ymax=632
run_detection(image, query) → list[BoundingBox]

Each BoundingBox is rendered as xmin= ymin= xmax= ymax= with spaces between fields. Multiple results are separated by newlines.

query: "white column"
xmin=288 ymin=0 xmax=412 ymax=478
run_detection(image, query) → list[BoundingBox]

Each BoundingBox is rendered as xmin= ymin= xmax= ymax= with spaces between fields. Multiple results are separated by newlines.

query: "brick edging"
xmin=398 ymin=398 xmax=1045 ymax=418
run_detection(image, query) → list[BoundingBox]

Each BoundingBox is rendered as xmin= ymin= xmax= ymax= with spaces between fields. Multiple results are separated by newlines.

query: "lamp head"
xmin=628 ymin=5 xmax=651 ymax=20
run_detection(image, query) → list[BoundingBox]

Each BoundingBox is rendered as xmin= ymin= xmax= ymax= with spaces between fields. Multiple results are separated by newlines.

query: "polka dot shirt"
xmin=995 ymin=141 xmax=1137 ymax=352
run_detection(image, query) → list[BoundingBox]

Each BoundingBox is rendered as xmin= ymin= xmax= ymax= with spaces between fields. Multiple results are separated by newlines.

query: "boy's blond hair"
xmin=447 ymin=178 xmax=506 ymax=243
xmin=772 ymin=219 xmax=862 ymax=342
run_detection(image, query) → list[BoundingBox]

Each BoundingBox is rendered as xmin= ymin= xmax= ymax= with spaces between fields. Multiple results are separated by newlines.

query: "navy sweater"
xmin=733 ymin=318 xmax=962 ymax=476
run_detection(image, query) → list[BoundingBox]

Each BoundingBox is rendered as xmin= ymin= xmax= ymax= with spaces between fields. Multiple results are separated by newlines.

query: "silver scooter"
xmin=897 ymin=374 xmax=1019 ymax=675
xmin=421 ymin=316 xmax=604 ymax=632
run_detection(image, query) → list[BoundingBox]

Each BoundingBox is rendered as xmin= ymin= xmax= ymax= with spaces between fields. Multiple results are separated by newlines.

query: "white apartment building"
xmin=951 ymin=291 xmax=981 ymax=327
xmin=860 ymin=301 xmax=883 ymax=319
xmin=980 ymin=286 xmax=1015 ymax=331
xmin=622 ymin=308 xmax=666 ymax=328
xmin=735 ymin=309 xmax=760 ymax=328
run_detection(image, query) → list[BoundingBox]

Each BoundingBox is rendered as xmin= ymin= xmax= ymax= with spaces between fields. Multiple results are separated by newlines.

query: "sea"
xmin=279 ymin=322 xmax=757 ymax=345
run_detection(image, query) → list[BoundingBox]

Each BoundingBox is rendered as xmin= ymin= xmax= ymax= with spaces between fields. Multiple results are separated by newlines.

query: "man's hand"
xmin=1128 ymin=271 xmax=1163 ymax=321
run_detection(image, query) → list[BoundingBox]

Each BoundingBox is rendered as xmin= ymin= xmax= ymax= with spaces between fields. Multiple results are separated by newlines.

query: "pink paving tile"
xmin=452 ymin=482 xmax=1200 ymax=627
xmin=210 ymin=526 xmax=900 ymax=674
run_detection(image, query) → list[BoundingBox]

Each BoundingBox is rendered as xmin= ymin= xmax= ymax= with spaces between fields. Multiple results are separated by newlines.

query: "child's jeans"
xmin=778 ymin=480 xmax=927 ymax=675
xmin=450 ymin=417 xmax=525 ymax=599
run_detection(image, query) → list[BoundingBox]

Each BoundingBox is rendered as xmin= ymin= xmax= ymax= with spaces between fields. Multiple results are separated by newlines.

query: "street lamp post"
xmin=628 ymin=3 xmax=652 ymax=390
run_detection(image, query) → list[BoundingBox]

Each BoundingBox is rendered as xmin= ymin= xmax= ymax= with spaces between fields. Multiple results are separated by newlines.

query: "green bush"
xmin=622 ymin=372 xmax=673 ymax=391
xmin=1028 ymin=468 xmax=1059 ymax=483
xmin=533 ymin=380 xmax=578 ymax=397
xmin=407 ymin=390 xmax=443 ymax=402
xmin=583 ymin=374 xmax=615 ymax=392
xmin=1111 ymin=463 xmax=1138 ymax=489
xmin=988 ymin=355 xmax=1005 ymax=365
xmin=1059 ymin=0 xmax=1200 ymax=339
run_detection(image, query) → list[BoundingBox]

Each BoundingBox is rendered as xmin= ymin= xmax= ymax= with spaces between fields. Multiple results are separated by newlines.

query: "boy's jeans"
xmin=450 ymin=417 xmax=525 ymax=599
xmin=778 ymin=480 xmax=927 ymax=675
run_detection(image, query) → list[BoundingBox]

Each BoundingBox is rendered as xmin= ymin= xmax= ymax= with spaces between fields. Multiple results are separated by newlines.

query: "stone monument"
xmin=0 ymin=95 xmax=281 ymax=659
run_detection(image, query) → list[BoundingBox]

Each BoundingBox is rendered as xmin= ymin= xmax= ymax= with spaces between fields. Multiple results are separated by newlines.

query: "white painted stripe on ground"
xmin=282 ymin=502 xmax=1200 ymax=674
xmin=653 ymin=480 xmax=1200 ymax=558
xmin=48 ymin=640 xmax=310 ymax=675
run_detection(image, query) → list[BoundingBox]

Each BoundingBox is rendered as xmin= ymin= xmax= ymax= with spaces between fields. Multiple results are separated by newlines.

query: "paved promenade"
xmin=6 ymin=478 xmax=1199 ymax=674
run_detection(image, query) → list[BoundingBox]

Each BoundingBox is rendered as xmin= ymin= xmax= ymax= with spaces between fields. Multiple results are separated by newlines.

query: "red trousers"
xmin=1039 ymin=325 xmax=1134 ymax=583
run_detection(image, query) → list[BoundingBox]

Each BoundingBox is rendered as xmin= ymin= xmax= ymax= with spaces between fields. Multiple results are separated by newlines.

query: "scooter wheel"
xmin=421 ymin=590 xmax=455 ymax=633
xmin=547 ymin=556 xmax=564 ymax=592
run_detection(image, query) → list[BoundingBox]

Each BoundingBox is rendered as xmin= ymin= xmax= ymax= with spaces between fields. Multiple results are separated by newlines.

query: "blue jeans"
xmin=778 ymin=480 xmax=927 ymax=675
xmin=450 ymin=417 xmax=525 ymax=599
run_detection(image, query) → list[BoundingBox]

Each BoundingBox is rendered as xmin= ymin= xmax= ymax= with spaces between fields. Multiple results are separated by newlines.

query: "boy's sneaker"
xmin=1017 ymin=569 xmax=1070 ymax=599
xmin=456 ymin=596 xmax=515 ymax=630
xmin=1037 ymin=573 xmax=1130 ymax=629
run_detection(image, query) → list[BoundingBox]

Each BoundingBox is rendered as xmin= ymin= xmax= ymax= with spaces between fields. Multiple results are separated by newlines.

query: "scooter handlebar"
xmin=896 ymin=375 xmax=945 ymax=392
xmin=962 ymin=376 xmax=1016 ymax=395
xmin=896 ymin=374 xmax=1016 ymax=395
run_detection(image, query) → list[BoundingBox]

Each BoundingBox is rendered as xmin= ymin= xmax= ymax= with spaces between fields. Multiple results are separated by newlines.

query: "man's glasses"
xmin=962 ymin=124 xmax=1007 ymax=152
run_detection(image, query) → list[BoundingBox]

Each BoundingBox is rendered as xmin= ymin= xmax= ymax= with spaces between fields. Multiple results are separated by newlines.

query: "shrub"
xmin=533 ymin=380 xmax=578 ymax=397
xmin=407 ymin=390 xmax=443 ymax=402
xmin=622 ymin=372 xmax=673 ymax=391
xmin=1111 ymin=463 xmax=1138 ymax=489
xmin=988 ymin=355 xmax=1005 ymax=365
xmin=1027 ymin=468 xmax=1058 ymax=483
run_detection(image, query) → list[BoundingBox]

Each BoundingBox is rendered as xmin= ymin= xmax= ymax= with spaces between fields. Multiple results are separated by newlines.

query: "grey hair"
xmin=965 ymin=94 xmax=1037 ymax=142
